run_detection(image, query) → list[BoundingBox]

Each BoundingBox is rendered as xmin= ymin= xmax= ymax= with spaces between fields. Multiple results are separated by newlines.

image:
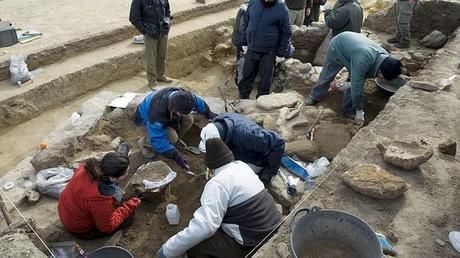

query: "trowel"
xmin=178 ymin=139 xmax=201 ymax=155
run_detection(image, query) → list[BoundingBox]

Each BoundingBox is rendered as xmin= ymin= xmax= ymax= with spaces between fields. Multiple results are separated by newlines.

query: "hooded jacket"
xmin=325 ymin=0 xmax=363 ymax=37
xmin=231 ymin=1 xmax=250 ymax=47
xmin=136 ymin=88 xmax=211 ymax=157
xmin=58 ymin=165 xmax=138 ymax=234
xmin=162 ymin=160 xmax=282 ymax=257
xmin=242 ymin=0 xmax=293 ymax=57
xmin=328 ymin=32 xmax=389 ymax=111
xmin=212 ymin=113 xmax=285 ymax=176
xmin=129 ymin=0 xmax=171 ymax=38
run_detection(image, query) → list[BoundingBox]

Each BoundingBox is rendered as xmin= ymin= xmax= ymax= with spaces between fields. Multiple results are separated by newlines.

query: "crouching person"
xmin=58 ymin=152 xmax=141 ymax=239
xmin=134 ymin=87 xmax=218 ymax=169
xmin=199 ymin=112 xmax=285 ymax=187
xmin=157 ymin=138 xmax=282 ymax=258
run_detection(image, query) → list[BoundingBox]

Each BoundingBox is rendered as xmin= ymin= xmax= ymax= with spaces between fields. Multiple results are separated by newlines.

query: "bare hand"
xmin=306 ymin=8 xmax=311 ymax=16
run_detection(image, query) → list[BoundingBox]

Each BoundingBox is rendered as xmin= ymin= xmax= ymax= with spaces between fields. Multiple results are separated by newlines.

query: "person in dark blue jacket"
xmin=198 ymin=113 xmax=285 ymax=187
xmin=134 ymin=87 xmax=218 ymax=169
xmin=238 ymin=0 xmax=294 ymax=99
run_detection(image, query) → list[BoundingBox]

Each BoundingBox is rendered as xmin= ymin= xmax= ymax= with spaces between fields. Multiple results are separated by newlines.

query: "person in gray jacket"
xmin=157 ymin=138 xmax=281 ymax=258
xmin=304 ymin=32 xmax=402 ymax=126
xmin=387 ymin=0 xmax=418 ymax=48
xmin=325 ymin=0 xmax=363 ymax=37
xmin=129 ymin=0 xmax=173 ymax=89
xmin=285 ymin=0 xmax=308 ymax=26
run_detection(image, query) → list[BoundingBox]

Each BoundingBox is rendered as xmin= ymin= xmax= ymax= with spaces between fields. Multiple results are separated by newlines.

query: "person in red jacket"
xmin=58 ymin=152 xmax=141 ymax=239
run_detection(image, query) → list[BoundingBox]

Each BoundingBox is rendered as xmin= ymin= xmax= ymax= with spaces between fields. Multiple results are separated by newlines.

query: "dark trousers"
xmin=238 ymin=50 xmax=276 ymax=99
xmin=187 ymin=230 xmax=252 ymax=258
xmin=74 ymin=212 xmax=136 ymax=240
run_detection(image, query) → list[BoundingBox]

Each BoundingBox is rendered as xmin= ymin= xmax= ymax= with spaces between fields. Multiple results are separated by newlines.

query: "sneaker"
xmin=158 ymin=76 xmax=173 ymax=83
xmin=387 ymin=36 xmax=400 ymax=44
xmin=449 ymin=231 xmax=460 ymax=253
xmin=304 ymin=96 xmax=317 ymax=106
xmin=393 ymin=41 xmax=410 ymax=49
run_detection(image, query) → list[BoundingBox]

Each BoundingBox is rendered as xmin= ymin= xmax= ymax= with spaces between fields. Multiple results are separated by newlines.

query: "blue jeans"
xmin=238 ymin=50 xmax=276 ymax=99
xmin=308 ymin=50 xmax=354 ymax=115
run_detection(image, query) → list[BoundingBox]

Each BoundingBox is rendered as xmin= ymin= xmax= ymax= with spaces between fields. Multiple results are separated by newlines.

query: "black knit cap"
xmin=205 ymin=138 xmax=234 ymax=169
xmin=100 ymin=152 xmax=129 ymax=178
xmin=380 ymin=57 xmax=403 ymax=81
xmin=170 ymin=91 xmax=195 ymax=115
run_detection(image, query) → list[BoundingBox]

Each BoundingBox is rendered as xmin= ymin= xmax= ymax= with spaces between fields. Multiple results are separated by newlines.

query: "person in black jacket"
xmin=198 ymin=113 xmax=285 ymax=187
xmin=239 ymin=0 xmax=294 ymax=99
xmin=129 ymin=0 xmax=173 ymax=89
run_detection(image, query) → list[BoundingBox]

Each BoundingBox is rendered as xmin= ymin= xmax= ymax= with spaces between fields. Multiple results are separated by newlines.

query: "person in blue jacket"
xmin=198 ymin=113 xmax=285 ymax=187
xmin=304 ymin=32 xmax=402 ymax=126
xmin=238 ymin=0 xmax=294 ymax=99
xmin=134 ymin=87 xmax=218 ymax=169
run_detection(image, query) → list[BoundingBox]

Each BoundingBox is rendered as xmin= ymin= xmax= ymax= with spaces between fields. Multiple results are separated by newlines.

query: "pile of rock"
xmin=390 ymin=50 xmax=431 ymax=76
xmin=271 ymin=59 xmax=319 ymax=92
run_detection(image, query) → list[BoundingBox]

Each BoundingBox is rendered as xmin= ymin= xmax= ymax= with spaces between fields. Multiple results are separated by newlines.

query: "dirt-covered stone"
xmin=341 ymin=164 xmax=409 ymax=199
xmin=313 ymin=32 xmax=332 ymax=66
xmin=272 ymin=58 xmax=314 ymax=92
xmin=291 ymin=23 xmax=329 ymax=62
xmin=409 ymin=80 xmax=438 ymax=91
xmin=438 ymin=138 xmax=457 ymax=156
xmin=0 ymin=233 xmax=47 ymax=258
xmin=377 ymin=140 xmax=434 ymax=170
xmin=25 ymin=189 xmax=41 ymax=205
xmin=420 ymin=30 xmax=448 ymax=49
xmin=256 ymin=92 xmax=300 ymax=111
xmin=285 ymin=140 xmax=320 ymax=162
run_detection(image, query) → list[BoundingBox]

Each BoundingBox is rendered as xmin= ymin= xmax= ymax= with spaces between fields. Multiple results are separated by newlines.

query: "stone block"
xmin=342 ymin=164 xmax=409 ymax=199
xmin=30 ymin=91 xmax=119 ymax=171
xmin=0 ymin=157 xmax=36 ymax=211
xmin=409 ymin=80 xmax=438 ymax=91
xmin=285 ymin=140 xmax=320 ymax=162
xmin=420 ymin=30 xmax=448 ymax=49
xmin=257 ymin=92 xmax=300 ymax=111
xmin=272 ymin=59 xmax=314 ymax=92
xmin=377 ymin=140 xmax=434 ymax=170
xmin=438 ymin=138 xmax=457 ymax=156
xmin=291 ymin=23 xmax=329 ymax=63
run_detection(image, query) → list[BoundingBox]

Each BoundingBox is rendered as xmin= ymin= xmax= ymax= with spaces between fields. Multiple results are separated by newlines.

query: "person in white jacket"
xmin=157 ymin=138 xmax=282 ymax=258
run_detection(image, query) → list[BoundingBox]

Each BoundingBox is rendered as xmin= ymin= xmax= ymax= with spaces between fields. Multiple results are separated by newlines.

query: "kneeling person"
xmin=58 ymin=152 xmax=141 ymax=239
xmin=199 ymin=112 xmax=285 ymax=187
xmin=134 ymin=87 xmax=217 ymax=169
xmin=157 ymin=138 xmax=282 ymax=258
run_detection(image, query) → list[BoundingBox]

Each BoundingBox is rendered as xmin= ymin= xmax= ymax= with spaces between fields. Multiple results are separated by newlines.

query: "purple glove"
xmin=206 ymin=111 xmax=219 ymax=120
xmin=175 ymin=154 xmax=189 ymax=170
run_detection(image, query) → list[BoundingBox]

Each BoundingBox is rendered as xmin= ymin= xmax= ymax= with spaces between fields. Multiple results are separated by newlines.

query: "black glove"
xmin=259 ymin=173 xmax=273 ymax=188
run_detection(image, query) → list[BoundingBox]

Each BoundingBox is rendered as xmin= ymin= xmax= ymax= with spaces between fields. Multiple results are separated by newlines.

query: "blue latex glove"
xmin=156 ymin=247 xmax=167 ymax=258
xmin=206 ymin=111 xmax=219 ymax=120
xmin=175 ymin=154 xmax=190 ymax=170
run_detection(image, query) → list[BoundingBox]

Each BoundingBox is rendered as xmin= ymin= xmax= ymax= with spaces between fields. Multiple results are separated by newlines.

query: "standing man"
xmin=387 ymin=0 xmax=418 ymax=48
xmin=304 ymin=32 xmax=402 ymax=126
xmin=285 ymin=0 xmax=308 ymax=26
xmin=130 ymin=0 xmax=173 ymax=89
xmin=238 ymin=0 xmax=294 ymax=99
xmin=157 ymin=138 xmax=282 ymax=258
xmin=231 ymin=0 xmax=250 ymax=85
xmin=134 ymin=87 xmax=218 ymax=169
xmin=324 ymin=0 xmax=363 ymax=37
xmin=304 ymin=0 xmax=326 ymax=26
xmin=198 ymin=112 xmax=285 ymax=187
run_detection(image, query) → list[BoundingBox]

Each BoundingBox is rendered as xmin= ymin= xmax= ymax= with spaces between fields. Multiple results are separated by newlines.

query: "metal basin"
xmin=289 ymin=207 xmax=382 ymax=258
xmin=375 ymin=77 xmax=407 ymax=94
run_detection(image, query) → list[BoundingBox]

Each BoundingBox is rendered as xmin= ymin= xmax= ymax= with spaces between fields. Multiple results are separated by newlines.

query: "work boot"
xmin=386 ymin=36 xmax=400 ymax=44
xmin=158 ymin=76 xmax=173 ymax=83
xmin=304 ymin=96 xmax=317 ymax=106
xmin=393 ymin=41 xmax=410 ymax=49
xmin=137 ymin=137 xmax=156 ymax=159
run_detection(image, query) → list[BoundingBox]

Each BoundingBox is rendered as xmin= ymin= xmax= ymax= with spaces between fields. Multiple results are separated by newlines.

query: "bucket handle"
xmin=289 ymin=206 xmax=321 ymax=233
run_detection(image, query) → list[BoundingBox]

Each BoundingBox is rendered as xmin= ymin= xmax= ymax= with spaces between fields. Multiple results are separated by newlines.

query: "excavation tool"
xmin=306 ymin=109 xmax=324 ymax=140
xmin=278 ymin=169 xmax=297 ymax=196
xmin=286 ymin=101 xmax=306 ymax=120
xmin=217 ymin=86 xmax=241 ymax=113
xmin=178 ymin=139 xmax=201 ymax=155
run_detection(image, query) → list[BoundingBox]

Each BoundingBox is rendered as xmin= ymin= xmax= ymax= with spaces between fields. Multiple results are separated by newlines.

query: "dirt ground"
xmin=0 ymin=0 xmax=224 ymax=63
